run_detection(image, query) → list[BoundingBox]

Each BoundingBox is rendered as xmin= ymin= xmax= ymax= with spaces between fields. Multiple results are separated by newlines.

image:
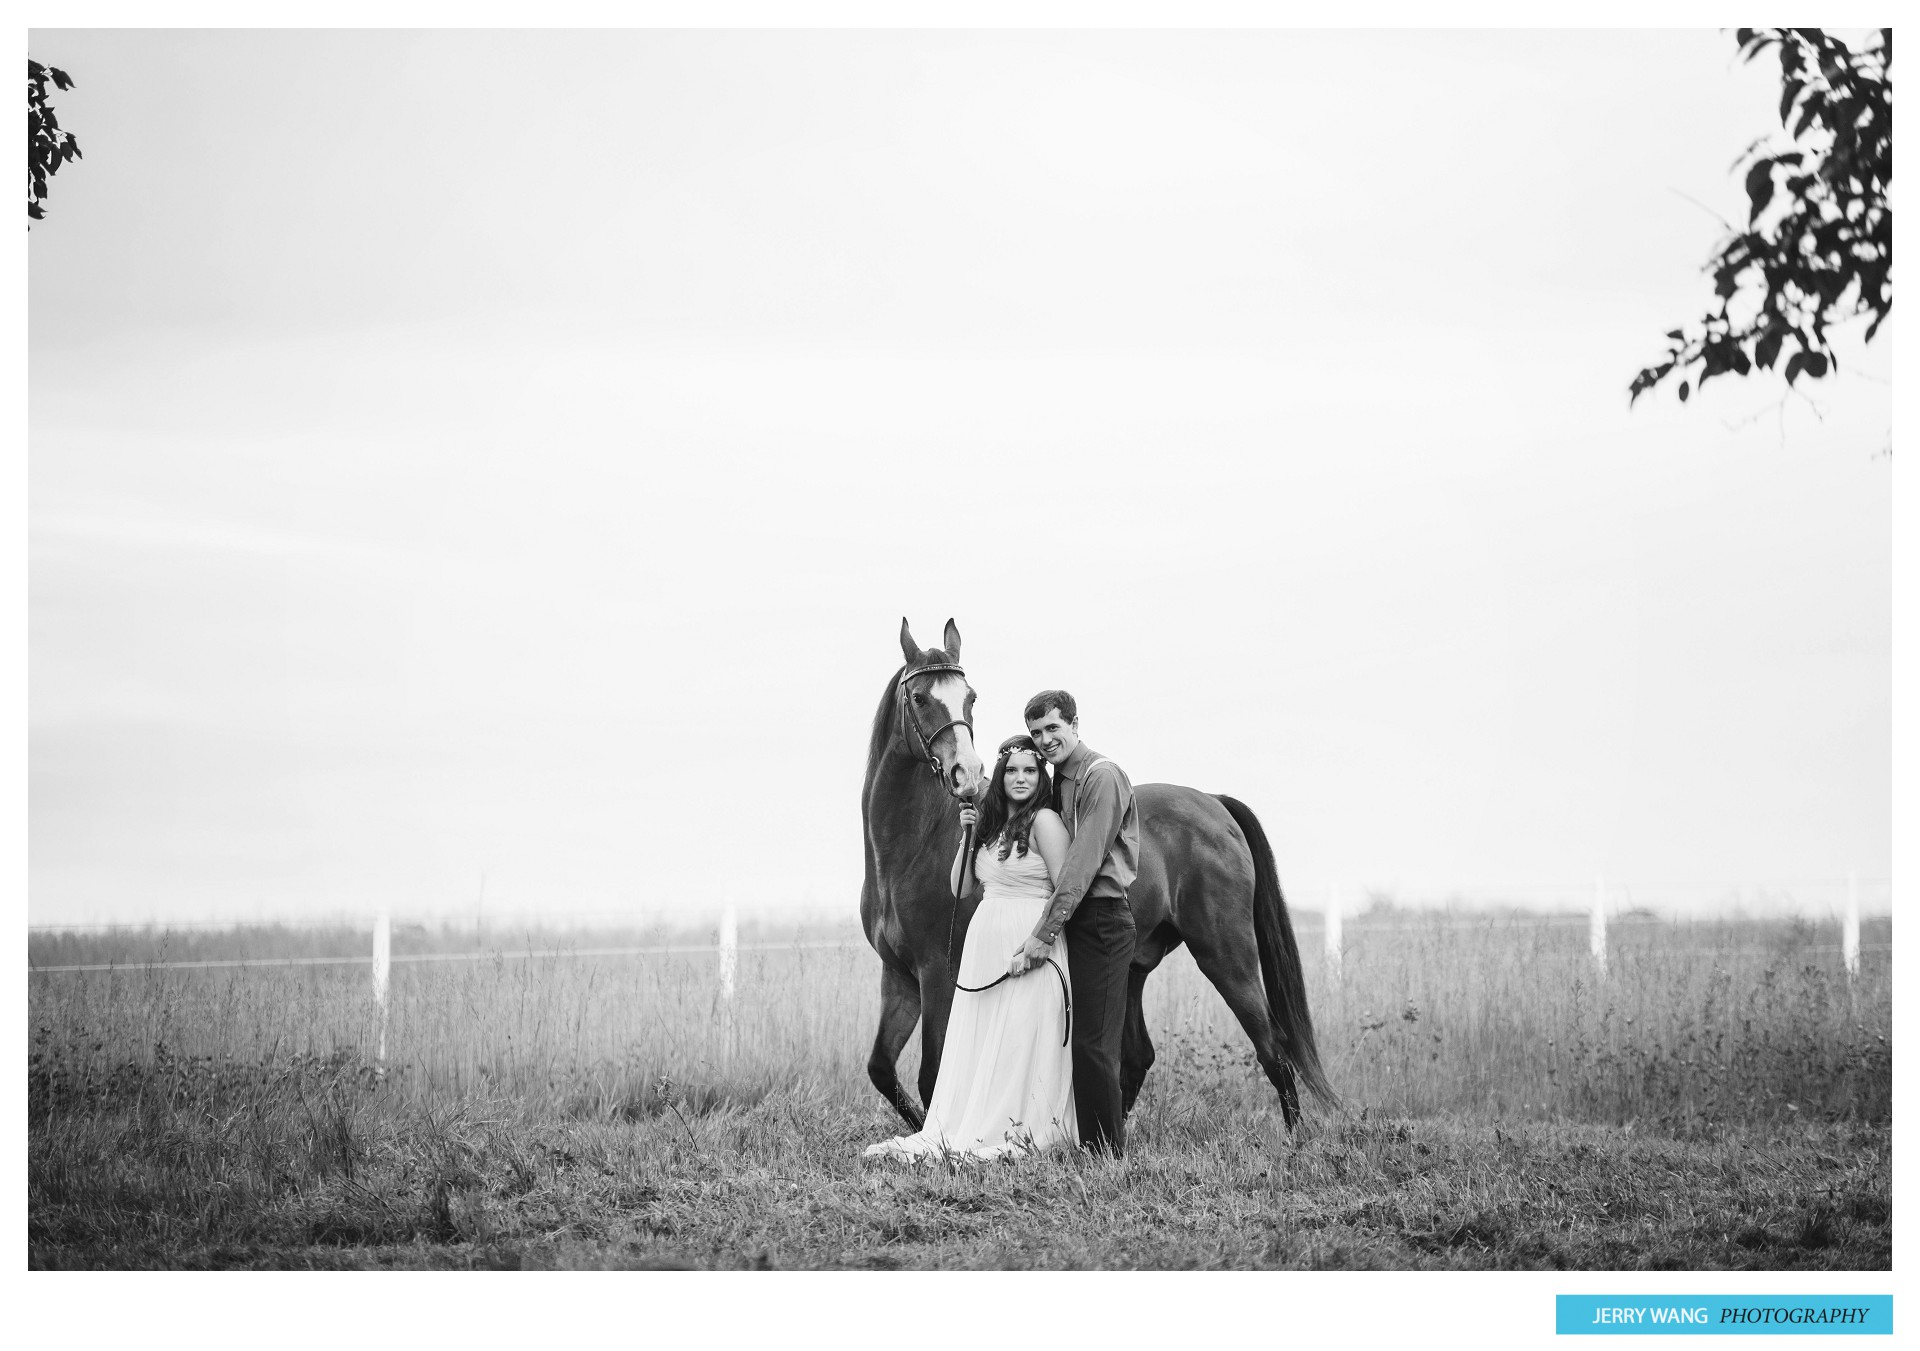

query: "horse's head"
xmin=897 ymin=617 xmax=985 ymax=802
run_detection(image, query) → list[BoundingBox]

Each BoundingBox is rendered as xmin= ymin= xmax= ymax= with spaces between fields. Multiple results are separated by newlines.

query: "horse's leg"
xmin=1183 ymin=910 xmax=1303 ymax=1131
xmin=915 ymin=971 xmax=955 ymax=1113
xmin=868 ymin=962 xmax=925 ymax=1130
xmin=1121 ymin=922 xmax=1182 ymax=1116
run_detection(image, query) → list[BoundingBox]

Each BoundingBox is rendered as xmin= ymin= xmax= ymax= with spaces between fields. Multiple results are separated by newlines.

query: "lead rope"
xmin=954 ymin=957 xmax=1072 ymax=1048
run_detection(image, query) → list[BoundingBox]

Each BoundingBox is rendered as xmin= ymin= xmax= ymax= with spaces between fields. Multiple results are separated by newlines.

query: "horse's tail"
xmin=1216 ymin=794 xmax=1337 ymax=1109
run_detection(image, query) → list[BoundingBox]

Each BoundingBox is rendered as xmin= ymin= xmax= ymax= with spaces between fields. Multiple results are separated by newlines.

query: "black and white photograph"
xmin=25 ymin=13 xmax=1895 ymax=1321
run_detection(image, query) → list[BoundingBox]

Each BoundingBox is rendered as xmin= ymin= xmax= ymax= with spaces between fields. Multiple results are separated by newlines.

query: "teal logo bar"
xmin=1557 ymin=1295 xmax=1891 ymax=1335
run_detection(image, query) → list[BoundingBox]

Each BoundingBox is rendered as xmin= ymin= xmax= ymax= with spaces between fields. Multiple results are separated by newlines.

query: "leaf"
xmin=1755 ymin=330 xmax=1784 ymax=369
xmin=1665 ymin=329 xmax=1685 ymax=342
xmin=1678 ymin=381 xmax=1690 ymax=402
xmin=1803 ymin=352 xmax=1829 ymax=378
xmin=1745 ymin=159 xmax=1777 ymax=221
xmin=49 ymin=66 xmax=73 ymax=91
xmin=1784 ymin=352 xmax=1807 ymax=384
xmin=1779 ymin=79 xmax=1802 ymax=124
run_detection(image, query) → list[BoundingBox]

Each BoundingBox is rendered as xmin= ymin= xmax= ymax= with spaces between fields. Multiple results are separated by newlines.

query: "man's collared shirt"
xmin=1037 ymin=741 xmax=1140 ymax=943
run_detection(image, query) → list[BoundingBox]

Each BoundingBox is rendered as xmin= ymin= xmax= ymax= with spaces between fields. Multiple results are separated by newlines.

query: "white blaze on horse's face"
xmin=909 ymin=671 xmax=984 ymax=799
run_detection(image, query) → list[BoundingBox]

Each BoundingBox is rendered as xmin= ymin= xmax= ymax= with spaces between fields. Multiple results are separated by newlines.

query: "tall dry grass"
xmin=29 ymin=912 xmax=1891 ymax=1130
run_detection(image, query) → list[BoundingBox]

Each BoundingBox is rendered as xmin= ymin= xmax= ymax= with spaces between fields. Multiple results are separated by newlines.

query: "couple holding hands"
xmin=867 ymin=688 xmax=1138 ymax=1163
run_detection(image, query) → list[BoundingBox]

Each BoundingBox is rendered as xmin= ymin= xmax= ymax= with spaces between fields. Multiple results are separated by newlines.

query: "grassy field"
xmin=27 ymin=911 xmax=1892 ymax=1269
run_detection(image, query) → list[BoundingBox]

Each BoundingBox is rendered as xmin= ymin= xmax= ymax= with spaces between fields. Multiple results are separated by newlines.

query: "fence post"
xmin=1324 ymin=882 xmax=1342 ymax=979
xmin=1843 ymin=871 xmax=1860 ymax=981
xmin=1590 ymin=878 xmax=1607 ymax=976
xmin=718 ymin=905 xmax=738 ymax=1001
xmin=371 ymin=910 xmax=391 ymax=1072
xmin=718 ymin=905 xmax=738 ymax=1071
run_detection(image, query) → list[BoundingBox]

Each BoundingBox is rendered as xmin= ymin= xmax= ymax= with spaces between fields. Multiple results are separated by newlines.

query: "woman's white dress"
xmin=865 ymin=838 xmax=1076 ymax=1161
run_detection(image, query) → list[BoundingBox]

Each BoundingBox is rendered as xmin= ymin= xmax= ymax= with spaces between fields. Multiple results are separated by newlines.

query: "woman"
xmin=865 ymin=735 xmax=1076 ymax=1161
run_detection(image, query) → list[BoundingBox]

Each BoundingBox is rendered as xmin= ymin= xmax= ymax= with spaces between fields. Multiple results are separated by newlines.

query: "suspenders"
xmin=1062 ymin=754 xmax=1110 ymax=826
xmin=1060 ymin=753 xmax=1127 ymax=910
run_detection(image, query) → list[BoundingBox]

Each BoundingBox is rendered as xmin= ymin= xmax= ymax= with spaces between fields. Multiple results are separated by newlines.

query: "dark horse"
xmin=861 ymin=618 xmax=1334 ymax=1134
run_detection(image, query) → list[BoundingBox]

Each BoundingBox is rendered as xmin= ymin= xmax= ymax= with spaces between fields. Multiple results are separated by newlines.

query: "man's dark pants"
xmin=1063 ymin=896 xmax=1136 ymax=1156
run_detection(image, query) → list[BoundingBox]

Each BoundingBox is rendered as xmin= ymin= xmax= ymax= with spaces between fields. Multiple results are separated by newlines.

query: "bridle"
xmin=896 ymin=661 xmax=975 ymax=799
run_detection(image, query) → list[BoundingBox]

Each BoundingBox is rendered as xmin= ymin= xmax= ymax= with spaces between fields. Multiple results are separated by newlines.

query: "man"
xmin=1011 ymin=689 xmax=1139 ymax=1157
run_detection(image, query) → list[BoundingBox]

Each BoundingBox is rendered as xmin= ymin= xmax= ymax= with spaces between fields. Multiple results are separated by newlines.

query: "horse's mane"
xmin=864 ymin=650 xmax=956 ymax=789
xmin=863 ymin=665 xmax=906 ymax=789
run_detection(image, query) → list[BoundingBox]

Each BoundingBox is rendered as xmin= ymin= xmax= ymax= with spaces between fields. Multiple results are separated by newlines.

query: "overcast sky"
xmin=28 ymin=29 xmax=1891 ymax=926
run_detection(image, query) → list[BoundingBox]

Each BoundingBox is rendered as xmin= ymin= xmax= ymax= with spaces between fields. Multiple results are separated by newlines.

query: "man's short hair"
xmin=1023 ymin=689 xmax=1078 ymax=725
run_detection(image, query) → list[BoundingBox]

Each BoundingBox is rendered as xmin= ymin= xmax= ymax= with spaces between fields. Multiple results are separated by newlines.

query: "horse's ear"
xmin=899 ymin=617 xmax=921 ymax=665
xmin=943 ymin=618 xmax=962 ymax=662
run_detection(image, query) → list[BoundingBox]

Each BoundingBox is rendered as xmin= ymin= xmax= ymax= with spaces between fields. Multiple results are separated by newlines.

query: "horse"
xmin=860 ymin=618 xmax=1334 ymax=1135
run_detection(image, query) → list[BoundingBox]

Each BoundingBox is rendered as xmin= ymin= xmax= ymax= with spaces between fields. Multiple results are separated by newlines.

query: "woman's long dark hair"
xmin=973 ymin=735 xmax=1052 ymax=861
